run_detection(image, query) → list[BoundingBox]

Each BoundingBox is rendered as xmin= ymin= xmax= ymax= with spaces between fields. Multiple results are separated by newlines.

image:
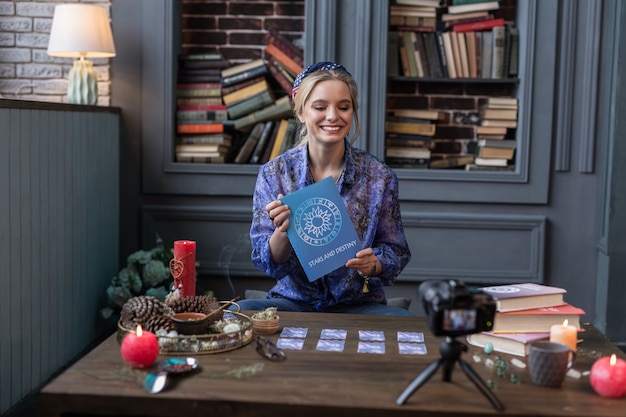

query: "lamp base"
xmin=68 ymin=59 xmax=98 ymax=105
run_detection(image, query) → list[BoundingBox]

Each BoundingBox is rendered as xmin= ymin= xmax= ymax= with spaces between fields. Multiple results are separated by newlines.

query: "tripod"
xmin=396 ymin=336 xmax=505 ymax=411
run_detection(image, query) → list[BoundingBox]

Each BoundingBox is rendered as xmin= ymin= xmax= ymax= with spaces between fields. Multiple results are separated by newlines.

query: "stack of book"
xmin=263 ymin=29 xmax=304 ymax=95
xmin=466 ymin=282 xmax=586 ymax=357
xmin=221 ymin=59 xmax=272 ymax=120
xmin=384 ymin=109 xmax=438 ymax=168
xmin=175 ymin=54 xmax=231 ymax=162
xmin=388 ymin=0 xmax=519 ymax=81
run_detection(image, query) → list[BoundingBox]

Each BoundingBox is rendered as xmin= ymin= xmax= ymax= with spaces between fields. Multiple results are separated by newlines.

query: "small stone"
xmin=566 ymin=368 xmax=581 ymax=379
xmin=510 ymin=373 xmax=521 ymax=384
xmin=487 ymin=379 xmax=497 ymax=389
xmin=485 ymin=358 xmax=495 ymax=369
xmin=510 ymin=358 xmax=526 ymax=369
xmin=473 ymin=354 xmax=482 ymax=363
xmin=484 ymin=342 xmax=494 ymax=354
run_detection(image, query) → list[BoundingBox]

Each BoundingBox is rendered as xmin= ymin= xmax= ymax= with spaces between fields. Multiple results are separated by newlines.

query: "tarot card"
xmin=316 ymin=339 xmax=346 ymax=352
xmin=276 ymin=337 xmax=305 ymax=350
xmin=358 ymin=330 xmax=385 ymax=342
xmin=320 ymin=328 xmax=348 ymax=340
xmin=280 ymin=327 xmax=308 ymax=338
xmin=357 ymin=341 xmax=386 ymax=354
xmin=397 ymin=331 xmax=424 ymax=343
xmin=398 ymin=342 xmax=428 ymax=355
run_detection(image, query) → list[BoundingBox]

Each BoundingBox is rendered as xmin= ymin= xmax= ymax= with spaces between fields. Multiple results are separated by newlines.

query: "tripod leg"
xmin=458 ymin=358 xmax=505 ymax=411
xmin=395 ymin=358 xmax=442 ymax=405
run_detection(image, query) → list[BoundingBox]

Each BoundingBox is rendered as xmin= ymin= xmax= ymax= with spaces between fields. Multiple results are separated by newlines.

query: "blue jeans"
xmin=231 ymin=297 xmax=415 ymax=316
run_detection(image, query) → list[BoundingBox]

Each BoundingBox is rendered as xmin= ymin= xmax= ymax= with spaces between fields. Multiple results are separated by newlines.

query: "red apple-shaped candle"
xmin=590 ymin=354 xmax=626 ymax=398
xmin=120 ymin=325 xmax=159 ymax=368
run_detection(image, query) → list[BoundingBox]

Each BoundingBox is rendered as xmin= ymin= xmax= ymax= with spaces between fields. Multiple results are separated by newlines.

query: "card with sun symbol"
xmin=280 ymin=176 xmax=361 ymax=281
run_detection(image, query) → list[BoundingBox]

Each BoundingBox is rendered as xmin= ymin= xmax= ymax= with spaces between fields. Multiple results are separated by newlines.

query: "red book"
xmin=491 ymin=304 xmax=586 ymax=334
xmin=264 ymin=29 xmax=304 ymax=66
xmin=177 ymin=123 xmax=224 ymax=134
xmin=480 ymin=282 xmax=567 ymax=312
xmin=453 ymin=18 xmax=505 ymax=32
xmin=265 ymin=43 xmax=303 ymax=78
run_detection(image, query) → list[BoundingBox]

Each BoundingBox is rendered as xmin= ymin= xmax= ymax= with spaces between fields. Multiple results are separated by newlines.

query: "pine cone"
xmin=166 ymin=295 xmax=222 ymax=317
xmin=120 ymin=296 xmax=172 ymax=329
xmin=144 ymin=314 xmax=176 ymax=333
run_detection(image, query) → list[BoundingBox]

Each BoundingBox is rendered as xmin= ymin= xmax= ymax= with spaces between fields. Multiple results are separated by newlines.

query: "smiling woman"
xmin=232 ymin=62 xmax=414 ymax=317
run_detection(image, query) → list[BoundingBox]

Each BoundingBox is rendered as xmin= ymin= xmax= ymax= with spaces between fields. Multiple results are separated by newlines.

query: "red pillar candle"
xmin=171 ymin=240 xmax=197 ymax=297
xmin=120 ymin=325 xmax=159 ymax=368
xmin=590 ymin=354 xmax=626 ymax=398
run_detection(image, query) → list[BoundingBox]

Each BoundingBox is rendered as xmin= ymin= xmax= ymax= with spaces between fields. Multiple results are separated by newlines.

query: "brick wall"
xmin=181 ymin=0 xmax=305 ymax=63
xmin=0 ymin=0 xmax=112 ymax=105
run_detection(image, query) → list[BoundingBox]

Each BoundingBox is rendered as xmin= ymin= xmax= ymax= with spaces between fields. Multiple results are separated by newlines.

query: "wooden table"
xmin=40 ymin=312 xmax=626 ymax=417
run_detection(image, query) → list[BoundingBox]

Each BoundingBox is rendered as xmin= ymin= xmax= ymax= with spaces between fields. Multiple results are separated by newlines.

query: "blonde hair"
xmin=292 ymin=69 xmax=361 ymax=147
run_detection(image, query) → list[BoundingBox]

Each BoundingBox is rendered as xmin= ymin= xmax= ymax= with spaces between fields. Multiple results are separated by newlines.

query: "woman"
xmin=238 ymin=62 xmax=412 ymax=316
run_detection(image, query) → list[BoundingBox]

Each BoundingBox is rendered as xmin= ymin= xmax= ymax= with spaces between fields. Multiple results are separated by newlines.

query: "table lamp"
xmin=47 ymin=4 xmax=116 ymax=105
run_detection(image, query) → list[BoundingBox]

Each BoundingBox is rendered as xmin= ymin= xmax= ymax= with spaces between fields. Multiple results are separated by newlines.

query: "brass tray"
xmin=117 ymin=309 xmax=254 ymax=355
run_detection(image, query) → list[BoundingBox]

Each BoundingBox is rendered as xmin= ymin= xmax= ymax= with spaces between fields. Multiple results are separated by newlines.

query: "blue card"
xmin=280 ymin=176 xmax=361 ymax=281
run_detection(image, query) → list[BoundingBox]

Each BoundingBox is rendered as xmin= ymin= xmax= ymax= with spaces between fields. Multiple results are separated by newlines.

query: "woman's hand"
xmin=345 ymin=248 xmax=381 ymax=278
xmin=266 ymin=194 xmax=290 ymax=232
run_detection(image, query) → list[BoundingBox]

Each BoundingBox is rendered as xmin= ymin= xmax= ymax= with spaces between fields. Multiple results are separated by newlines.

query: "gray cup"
xmin=528 ymin=341 xmax=577 ymax=387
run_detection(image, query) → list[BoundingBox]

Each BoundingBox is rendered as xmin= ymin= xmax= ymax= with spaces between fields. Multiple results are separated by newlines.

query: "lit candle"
xmin=590 ymin=354 xmax=626 ymax=398
xmin=171 ymin=240 xmax=197 ymax=297
xmin=550 ymin=319 xmax=578 ymax=351
xmin=120 ymin=325 xmax=159 ymax=368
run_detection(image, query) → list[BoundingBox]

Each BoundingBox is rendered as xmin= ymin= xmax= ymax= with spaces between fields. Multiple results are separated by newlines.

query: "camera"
xmin=419 ymin=279 xmax=496 ymax=337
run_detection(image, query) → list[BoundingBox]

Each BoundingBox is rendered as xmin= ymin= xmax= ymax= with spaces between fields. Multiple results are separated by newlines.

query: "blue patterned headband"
xmin=291 ymin=62 xmax=352 ymax=101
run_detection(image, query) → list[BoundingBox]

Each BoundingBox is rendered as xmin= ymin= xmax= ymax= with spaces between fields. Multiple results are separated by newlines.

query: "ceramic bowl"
xmin=251 ymin=316 xmax=280 ymax=335
xmin=171 ymin=312 xmax=209 ymax=335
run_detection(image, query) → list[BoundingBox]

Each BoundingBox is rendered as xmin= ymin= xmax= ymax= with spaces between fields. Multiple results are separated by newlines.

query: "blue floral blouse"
xmin=250 ymin=139 xmax=411 ymax=311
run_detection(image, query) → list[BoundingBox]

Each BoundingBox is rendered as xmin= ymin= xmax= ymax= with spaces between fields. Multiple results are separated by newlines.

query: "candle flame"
xmin=610 ymin=354 xmax=616 ymax=366
xmin=136 ymin=324 xmax=143 ymax=337
xmin=562 ymin=319 xmax=569 ymax=327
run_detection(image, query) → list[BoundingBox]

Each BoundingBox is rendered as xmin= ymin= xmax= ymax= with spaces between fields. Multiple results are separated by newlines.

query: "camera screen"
xmin=443 ymin=308 xmax=477 ymax=332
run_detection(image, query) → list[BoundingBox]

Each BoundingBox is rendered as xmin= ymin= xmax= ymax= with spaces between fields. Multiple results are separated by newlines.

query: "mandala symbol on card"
xmin=294 ymin=197 xmax=342 ymax=247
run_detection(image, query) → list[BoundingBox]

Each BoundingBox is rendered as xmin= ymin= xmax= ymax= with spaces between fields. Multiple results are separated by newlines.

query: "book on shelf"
xmin=249 ymin=120 xmax=276 ymax=164
xmin=431 ymin=139 xmax=465 ymax=154
xmin=261 ymin=120 xmax=282 ymax=163
xmin=466 ymin=331 xmax=550 ymax=357
xmin=465 ymin=31 xmax=478 ymax=78
xmin=176 ymin=154 xmax=225 ymax=164
xmin=480 ymin=29 xmax=493 ymax=78
xmin=474 ymin=145 xmax=515 ymax=160
xmin=449 ymin=30 xmax=463 ymax=78
xmin=465 ymin=163 xmax=514 ymax=171
xmin=268 ymin=118 xmax=290 ymax=160
xmin=441 ymin=31 xmax=457 ymax=78
xmin=233 ymin=95 xmax=293 ymax=130
xmin=176 ymin=83 xmax=222 ymax=98
xmin=447 ymin=1 xmax=500 ymax=15
xmin=222 ymin=79 xmax=270 ymax=106
xmin=178 ymin=53 xmax=224 ymax=61
xmin=491 ymin=304 xmax=586 ymax=334
xmin=386 ymin=157 xmax=430 ymax=169
xmin=441 ymin=10 xmax=490 ymax=23
xmin=480 ymin=119 xmax=517 ymax=128
xmin=476 ymin=138 xmax=516 ymax=149
xmin=490 ymin=25 xmax=506 ymax=78
xmin=480 ymin=283 xmax=567 ymax=312
xmin=395 ymin=0 xmax=441 ymax=7
xmin=392 ymin=108 xmax=446 ymax=121
xmin=265 ymin=43 xmax=303 ymax=78
xmin=266 ymin=57 xmax=295 ymax=95
xmin=456 ymin=31 xmax=470 ymax=78
xmin=177 ymin=73 xmax=222 ymax=83
xmin=227 ymin=89 xmax=275 ymax=120
xmin=177 ymin=133 xmax=232 ymax=146
xmin=278 ymin=118 xmax=299 ymax=154
xmin=177 ymin=103 xmax=227 ymax=112
xmin=422 ymin=32 xmax=444 ymax=78
xmin=480 ymin=108 xmax=518 ymax=120
xmin=398 ymin=32 xmax=411 ymax=76
xmin=177 ymin=97 xmax=223 ymax=106
xmin=473 ymin=156 xmax=509 ymax=166
xmin=234 ymin=122 xmax=266 ymax=164
xmin=387 ymin=31 xmax=401 ymax=77
xmin=176 ymin=109 xmax=228 ymax=122
xmin=401 ymin=32 xmax=420 ymax=77
xmin=175 ymin=143 xmax=230 ymax=155
xmin=386 ymin=146 xmax=432 ymax=160
xmin=508 ymin=26 xmax=519 ymax=77
xmin=264 ymin=29 xmax=304 ymax=68
xmin=385 ymin=120 xmax=437 ymax=136
xmin=453 ymin=17 xmax=504 ymax=32
xmin=221 ymin=75 xmax=267 ymax=95
xmin=429 ymin=155 xmax=475 ymax=169
xmin=480 ymin=97 xmax=518 ymax=108
xmin=390 ymin=5 xmax=438 ymax=18
xmin=176 ymin=122 xmax=224 ymax=134
xmin=413 ymin=31 xmax=430 ymax=77
xmin=221 ymin=60 xmax=268 ymax=87
xmin=389 ymin=15 xmax=437 ymax=30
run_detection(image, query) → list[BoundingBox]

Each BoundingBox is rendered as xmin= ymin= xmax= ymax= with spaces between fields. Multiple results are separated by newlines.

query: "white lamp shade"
xmin=47 ymin=4 xmax=116 ymax=58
